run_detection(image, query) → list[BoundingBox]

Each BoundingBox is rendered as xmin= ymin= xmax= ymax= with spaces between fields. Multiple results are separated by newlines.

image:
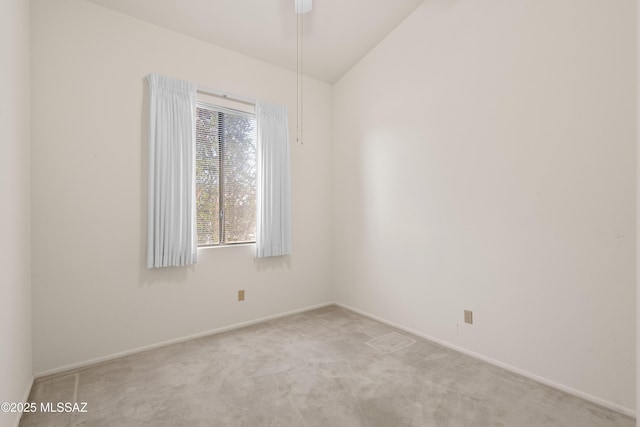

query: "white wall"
xmin=0 ymin=0 xmax=32 ymax=426
xmin=333 ymin=0 xmax=636 ymax=414
xmin=636 ymin=0 xmax=639 ymax=423
xmin=31 ymin=0 xmax=333 ymax=374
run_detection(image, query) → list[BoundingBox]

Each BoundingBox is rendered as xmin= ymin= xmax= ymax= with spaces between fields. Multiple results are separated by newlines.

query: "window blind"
xmin=195 ymin=103 xmax=257 ymax=246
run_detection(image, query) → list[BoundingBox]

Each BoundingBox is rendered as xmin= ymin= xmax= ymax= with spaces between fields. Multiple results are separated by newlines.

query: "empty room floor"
xmin=20 ymin=306 xmax=633 ymax=426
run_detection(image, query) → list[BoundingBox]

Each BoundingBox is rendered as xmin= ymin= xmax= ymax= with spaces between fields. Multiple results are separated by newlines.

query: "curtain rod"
xmin=197 ymin=85 xmax=256 ymax=106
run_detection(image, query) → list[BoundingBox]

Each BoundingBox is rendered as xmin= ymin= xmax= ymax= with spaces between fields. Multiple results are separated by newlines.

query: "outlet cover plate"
xmin=464 ymin=310 xmax=473 ymax=324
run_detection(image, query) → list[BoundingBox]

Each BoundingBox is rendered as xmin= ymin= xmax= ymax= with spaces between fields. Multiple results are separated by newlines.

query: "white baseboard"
xmin=13 ymin=375 xmax=34 ymax=427
xmin=334 ymin=302 xmax=636 ymax=419
xmin=34 ymin=301 xmax=333 ymax=378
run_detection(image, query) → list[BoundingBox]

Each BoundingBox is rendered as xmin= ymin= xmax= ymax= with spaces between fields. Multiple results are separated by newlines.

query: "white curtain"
xmin=146 ymin=73 xmax=197 ymax=268
xmin=256 ymin=101 xmax=291 ymax=258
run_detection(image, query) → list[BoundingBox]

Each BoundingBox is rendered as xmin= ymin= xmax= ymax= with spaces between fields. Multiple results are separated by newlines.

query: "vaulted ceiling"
xmin=85 ymin=0 xmax=425 ymax=83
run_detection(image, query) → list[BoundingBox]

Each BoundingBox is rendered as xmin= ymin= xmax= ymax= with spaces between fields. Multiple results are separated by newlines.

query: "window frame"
xmin=195 ymin=100 xmax=257 ymax=248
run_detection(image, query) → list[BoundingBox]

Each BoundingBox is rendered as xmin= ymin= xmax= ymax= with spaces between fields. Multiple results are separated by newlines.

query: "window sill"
xmin=197 ymin=242 xmax=256 ymax=250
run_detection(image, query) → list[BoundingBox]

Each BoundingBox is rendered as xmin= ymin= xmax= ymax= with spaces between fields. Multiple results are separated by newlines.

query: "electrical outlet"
xmin=238 ymin=290 xmax=245 ymax=301
xmin=464 ymin=310 xmax=473 ymax=325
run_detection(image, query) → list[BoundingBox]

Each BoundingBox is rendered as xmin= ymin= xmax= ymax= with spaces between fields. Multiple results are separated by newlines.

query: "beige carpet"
xmin=20 ymin=305 xmax=633 ymax=426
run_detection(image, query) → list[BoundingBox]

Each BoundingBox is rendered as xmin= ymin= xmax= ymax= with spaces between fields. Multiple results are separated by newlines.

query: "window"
xmin=195 ymin=102 xmax=257 ymax=247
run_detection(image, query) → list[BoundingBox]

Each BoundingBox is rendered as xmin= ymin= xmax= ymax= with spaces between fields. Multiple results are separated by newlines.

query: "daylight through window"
xmin=196 ymin=103 xmax=257 ymax=246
